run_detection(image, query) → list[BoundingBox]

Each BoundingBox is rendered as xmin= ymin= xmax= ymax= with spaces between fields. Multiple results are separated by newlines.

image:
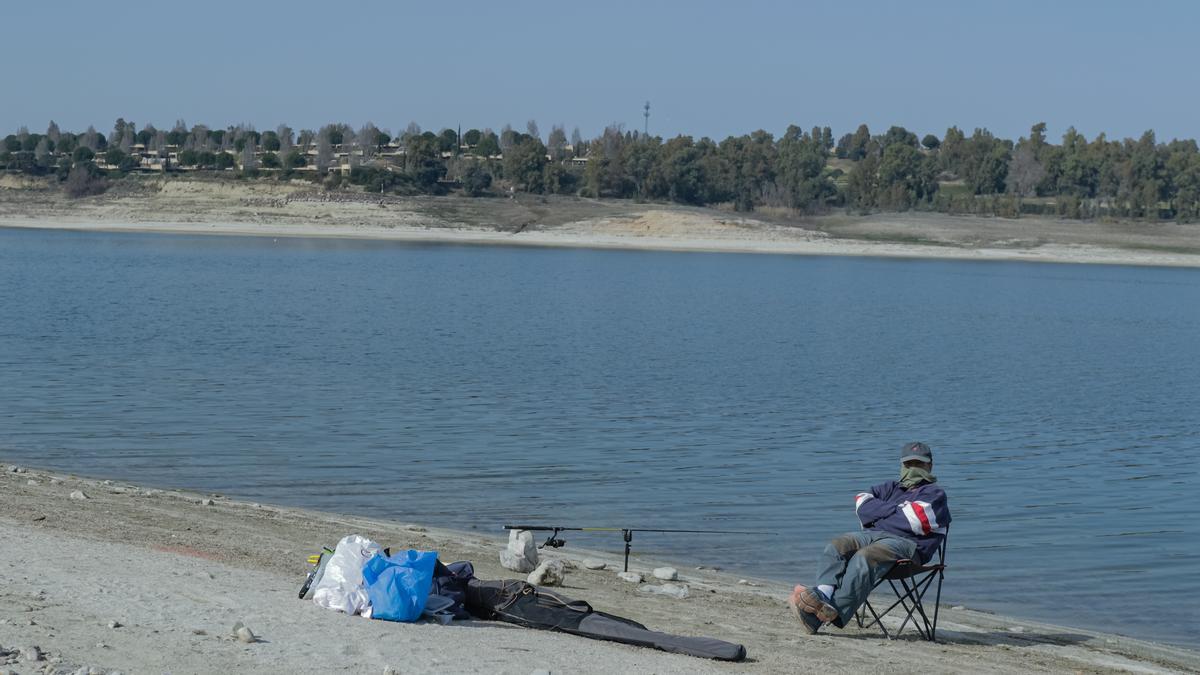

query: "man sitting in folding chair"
xmin=788 ymin=441 xmax=950 ymax=638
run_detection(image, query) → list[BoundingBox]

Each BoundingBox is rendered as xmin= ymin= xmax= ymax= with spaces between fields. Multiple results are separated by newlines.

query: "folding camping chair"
xmin=855 ymin=529 xmax=948 ymax=641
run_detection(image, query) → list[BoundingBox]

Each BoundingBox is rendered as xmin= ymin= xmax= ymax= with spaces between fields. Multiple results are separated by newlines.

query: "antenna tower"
xmin=643 ymin=101 xmax=650 ymax=136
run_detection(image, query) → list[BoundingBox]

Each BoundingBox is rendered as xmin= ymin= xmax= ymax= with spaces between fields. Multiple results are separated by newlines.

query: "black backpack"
xmin=429 ymin=560 xmax=475 ymax=620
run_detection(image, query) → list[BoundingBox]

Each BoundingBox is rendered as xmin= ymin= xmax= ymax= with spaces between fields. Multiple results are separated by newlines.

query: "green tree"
xmin=961 ymin=129 xmax=1010 ymax=195
xmin=503 ymin=134 xmax=548 ymax=192
xmin=462 ymin=163 xmax=492 ymax=196
xmin=846 ymin=124 xmax=871 ymax=160
xmin=283 ymin=150 xmax=306 ymax=169
xmin=260 ymin=152 xmax=281 ymax=169
xmin=776 ymin=126 xmax=831 ymax=211
xmin=473 ymin=130 xmax=500 ymax=156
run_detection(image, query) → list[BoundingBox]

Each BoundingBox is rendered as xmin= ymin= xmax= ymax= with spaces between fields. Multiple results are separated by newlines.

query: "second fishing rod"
xmin=503 ymin=525 xmax=775 ymax=572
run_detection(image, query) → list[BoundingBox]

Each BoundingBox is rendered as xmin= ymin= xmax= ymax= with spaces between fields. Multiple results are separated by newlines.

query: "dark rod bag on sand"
xmin=464 ymin=579 xmax=746 ymax=662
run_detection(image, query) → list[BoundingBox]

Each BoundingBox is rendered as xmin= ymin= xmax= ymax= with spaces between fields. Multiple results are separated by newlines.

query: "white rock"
xmin=69 ymin=490 xmax=88 ymax=500
xmin=232 ymin=620 xmax=257 ymax=643
xmin=527 ymin=559 xmax=565 ymax=587
xmin=20 ymin=645 xmax=42 ymax=662
xmin=26 ymin=480 xmax=38 ymax=486
xmin=1009 ymin=625 xmax=1025 ymax=633
xmin=49 ymin=478 xmax=62 ymax=485
xmin=652 ymin=566 xmax=678 ymax=581
xmin=638 ymin=583 xmax=690 ymax=599
xmin=199 ymin=498 xmax=215 ymax=506
xmin=617 ymin=571 xmax=643 ymax=583
xmin=108 ymin=620 xmax=122 ymax=628
xmin=582 ymin=559 xmax=607 ymax=570
xmin=499 ymin=529 xmax=539 ymax=573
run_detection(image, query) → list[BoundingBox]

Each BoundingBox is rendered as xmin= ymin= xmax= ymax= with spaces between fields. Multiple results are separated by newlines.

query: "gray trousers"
xmin=814 ymin=530 xmax=917 ymax=627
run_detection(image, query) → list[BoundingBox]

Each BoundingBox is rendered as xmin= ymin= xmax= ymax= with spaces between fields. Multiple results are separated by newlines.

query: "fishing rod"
xmin=503 ymin=525 xmax=774 ymax=572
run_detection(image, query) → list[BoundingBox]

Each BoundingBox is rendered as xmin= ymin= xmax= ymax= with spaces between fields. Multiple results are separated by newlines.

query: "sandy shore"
xmin=2 ymin=465 xmax=1197 ymax=675
xmin=3 ymin=176 xmax=1200 ymax=267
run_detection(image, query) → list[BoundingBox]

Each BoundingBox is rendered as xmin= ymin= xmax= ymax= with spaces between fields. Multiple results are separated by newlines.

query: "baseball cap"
xmin=900 ymin=441 xmax=933 ymax=463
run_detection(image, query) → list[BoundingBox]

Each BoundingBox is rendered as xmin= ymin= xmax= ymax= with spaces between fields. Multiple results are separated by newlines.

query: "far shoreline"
xmin=5 ymin=216 xmax=1200 ymax=270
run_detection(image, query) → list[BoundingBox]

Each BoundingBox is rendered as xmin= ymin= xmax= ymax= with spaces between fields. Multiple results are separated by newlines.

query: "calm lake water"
xmin=1 ymin=227 xmax=1198 ymax=648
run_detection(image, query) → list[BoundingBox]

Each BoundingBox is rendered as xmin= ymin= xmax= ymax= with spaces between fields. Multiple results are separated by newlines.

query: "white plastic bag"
xmin=311 ymin=534 xmax=384 ymax=615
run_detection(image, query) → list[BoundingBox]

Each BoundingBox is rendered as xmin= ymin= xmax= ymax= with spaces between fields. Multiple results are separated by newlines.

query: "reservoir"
xmin=1 ymin=227 xmax=1197 ymax=647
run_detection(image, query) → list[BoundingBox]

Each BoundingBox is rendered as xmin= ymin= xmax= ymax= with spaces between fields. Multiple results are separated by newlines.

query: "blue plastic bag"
xmin=361 ymin=549 xmax=438 ymax=622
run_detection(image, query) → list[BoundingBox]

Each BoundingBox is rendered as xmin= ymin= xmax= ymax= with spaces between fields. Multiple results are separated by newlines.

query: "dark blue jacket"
xmin=854 ymin=480 xmax=950 ymax=564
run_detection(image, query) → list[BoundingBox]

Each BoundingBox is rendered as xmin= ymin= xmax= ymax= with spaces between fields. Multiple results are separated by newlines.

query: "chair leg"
xmin=889 ymin=578 xmax=927 ymax=640
xmin=859 ymin=598 xmax=891 ymax=639
xmin=930 ymin=570 xmax=944 ymax=641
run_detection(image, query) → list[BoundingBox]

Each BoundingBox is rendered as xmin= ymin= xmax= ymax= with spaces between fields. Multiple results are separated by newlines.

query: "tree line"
xmin=4 ymin=118 xmax=1200 ymax=221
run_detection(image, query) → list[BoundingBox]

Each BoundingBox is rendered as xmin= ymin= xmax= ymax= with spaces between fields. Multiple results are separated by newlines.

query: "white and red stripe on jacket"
xmin=899 ymin=500 xmax=945 ymax=536
xmin=855 ymin=492 xmax=874 ymax=512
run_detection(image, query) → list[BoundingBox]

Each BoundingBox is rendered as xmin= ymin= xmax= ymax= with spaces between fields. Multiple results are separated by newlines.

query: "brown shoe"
xmin=788 ymin=586 xmax=823 ymax=635
xmin=796 ymin=586 xmax=839 ymax=623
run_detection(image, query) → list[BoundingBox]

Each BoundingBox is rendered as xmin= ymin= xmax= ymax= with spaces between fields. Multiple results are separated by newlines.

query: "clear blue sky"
xmin=5 ymin=0 xmax=1198 ymax=144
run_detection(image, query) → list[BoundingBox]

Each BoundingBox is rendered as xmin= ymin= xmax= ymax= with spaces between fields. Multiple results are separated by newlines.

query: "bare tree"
xmin=241 ymin=135 xmax=258 ymax=171
xmin=189 ymin=125 xmax=210 ymax=152
xmin=526 ymin=119 xmax=540 ymax=140
xmin=120 ymin=128 xmax=134 ymax=152
xmin=34 ymin=138 xmax=50 ymax=164
xmin=277 ymin=124 xmax=294 ymax=157
xmin=570 ymin=127 xmax=583 ymax=154
xmin=297 ymin=129 xmax=315 ymax=151
xmin=358 ymin=122 xmax=380 ymax=160
xmin=46 ymin=121 xmax=61 ymax=144
xmin=316 ymin=128 xmax=332 ymax=172
xmin=499 ymin=124 xmax=515 ymax=153
xmin=402 ymin=122 xmax=421 ymax=141
xmin=1005 ymin=144 xmax=1045 ymax=198
xmin=65 ymin=164 xmax=107 ymax=197
xmin=81 ymin=126 xmax=100 ymax=150
xmin=547 ymin=125 xmax=567 ymax=161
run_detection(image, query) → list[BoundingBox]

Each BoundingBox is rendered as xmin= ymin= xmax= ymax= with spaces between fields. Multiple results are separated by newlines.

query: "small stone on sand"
xmin=617 ymin=571 xmax=643 ymax=583
xmin=232 ymin=621 xmax=257 ymax=643
xmin=69 ymin=490 xmax=88 ymax=500
xmin=652 ymin=566 xmax=679 ymax=581
xmin=527 ymin=559 xmax=565 ymax=587
xmin=582 ymin=559 xmax=607 ymax=570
